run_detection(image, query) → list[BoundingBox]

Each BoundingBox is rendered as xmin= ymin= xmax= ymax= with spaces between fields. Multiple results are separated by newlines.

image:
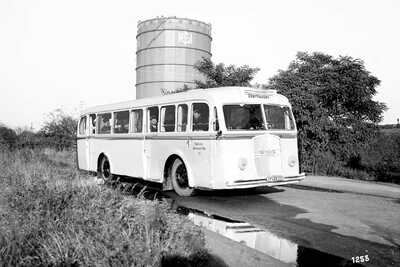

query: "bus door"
xmin=186 ymin=103 xmax=212 ymax=187
xmin=87 ymin=114 xmax=97 ymax=170
xmin=130 ymin=109 xmax=145 ymax=178
xmin=77 ymin=115 xmax=90 ymax=170
xmin=144 ymin=106 xmax=159 ymax=180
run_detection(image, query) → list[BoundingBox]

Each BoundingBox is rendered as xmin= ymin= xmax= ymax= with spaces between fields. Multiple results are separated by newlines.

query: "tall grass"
xmin=0 ymin=148 xmax=206 ymax=266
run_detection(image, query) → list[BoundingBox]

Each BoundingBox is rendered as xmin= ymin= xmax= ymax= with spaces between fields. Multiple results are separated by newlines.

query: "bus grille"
xmin=253 ymin=134 xmax=282 ymax=178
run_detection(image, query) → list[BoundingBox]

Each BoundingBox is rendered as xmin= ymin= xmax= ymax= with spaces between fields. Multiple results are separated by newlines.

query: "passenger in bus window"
xmin=150 ymin=116 xmax=158 ymax=132
xmin=193 ymin=108 xmax=208 ymax=131
xmin=248 ymin=110 xmax=263 ymax=130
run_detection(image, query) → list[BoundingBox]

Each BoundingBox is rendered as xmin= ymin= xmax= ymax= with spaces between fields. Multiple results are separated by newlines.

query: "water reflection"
xmin=184 ymin=208 xmax=365 ymax=267
xmin=188 ymin=211 xmax=298 ymax=264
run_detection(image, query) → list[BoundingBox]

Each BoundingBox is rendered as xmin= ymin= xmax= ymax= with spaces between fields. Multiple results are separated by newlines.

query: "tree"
xmin=39 ymin=109 xmax=78 ymax=150
xmin=0 ymin=125 xmax=17 ymax=150
xmin=194 ymin=57 xmax=260 ymax=88
xmin=15 ymin=127 xmax=41 ymax=149
xmin=267 ymin=52 xmax=386 ymax=172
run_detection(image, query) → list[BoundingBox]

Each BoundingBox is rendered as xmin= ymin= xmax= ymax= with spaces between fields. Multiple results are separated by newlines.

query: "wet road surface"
xmin=107 ymin=176 xmax=400 ymax=266
xmin=165 ymin=186 xmax=400 ymax=267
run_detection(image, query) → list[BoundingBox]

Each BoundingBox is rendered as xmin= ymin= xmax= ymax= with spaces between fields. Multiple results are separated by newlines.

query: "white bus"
xmin=76 ymin=87 xmax=305 ymax=196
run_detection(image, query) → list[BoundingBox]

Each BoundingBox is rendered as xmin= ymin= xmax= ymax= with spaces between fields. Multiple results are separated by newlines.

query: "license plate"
xmin=266 ymin=176 xmax=283 ymax=182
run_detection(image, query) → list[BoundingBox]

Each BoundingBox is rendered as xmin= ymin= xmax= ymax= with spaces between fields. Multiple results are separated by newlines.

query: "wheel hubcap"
xmin=176 ymin=164 xmax=188 ymax=188
xmin=102 ymin=160 xmax=110 ymax=179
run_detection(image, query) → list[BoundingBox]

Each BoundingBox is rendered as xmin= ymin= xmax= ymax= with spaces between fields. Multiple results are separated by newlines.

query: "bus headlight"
xmin=288 ymin=156 xmax=297 ymax=167
xmin=238 ymin=158 xmax=248 ymax=171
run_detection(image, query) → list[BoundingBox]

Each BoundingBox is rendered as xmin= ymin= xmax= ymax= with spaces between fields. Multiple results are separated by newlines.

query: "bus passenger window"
xmin=213 ymin=107 xmax=219 ymax=131
xmin=97 ymin=113 xmax=111 ymax=134
xmin=78 ymin=116 xmax=86 ymax=135
xmin=113 ymin=111 xmax=129 ymax=134
xmin=192 ymin=103 xmax=209 ymax=131
xmin=177 ymin=104 xmax=188 ymax=132
xmin=148 ymin=107 xmax=159 ymax=132
xmin=89 ymin=114 xmax=96 ymax=134
xmin=161 ymin=105 xmax=176 ymax=132
xmin=131 ymin=109 xmax=143 ymax=133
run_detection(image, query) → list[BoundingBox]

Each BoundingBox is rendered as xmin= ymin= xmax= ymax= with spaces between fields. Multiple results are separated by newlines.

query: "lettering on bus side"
xmin=193 ymin=142 xmax=206 ymax=150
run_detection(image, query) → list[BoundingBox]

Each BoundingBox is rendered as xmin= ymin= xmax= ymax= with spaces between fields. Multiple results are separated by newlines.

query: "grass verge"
xmin=0 ymin=148 xmax=207 ymax=266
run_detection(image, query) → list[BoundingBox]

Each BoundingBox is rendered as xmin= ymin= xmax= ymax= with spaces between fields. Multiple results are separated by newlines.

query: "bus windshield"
xmin=223 ymin=104 xmax=265 ymax=130
xmin=223 ymin=104 xmax=295 ymax=131
xmin=264 ymin=105 xmax=295 ymax=130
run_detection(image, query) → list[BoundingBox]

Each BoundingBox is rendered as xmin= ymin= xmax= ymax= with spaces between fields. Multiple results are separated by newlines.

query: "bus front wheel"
xmin=171 ymin=158 xmax=194 ymax=197
xmin=98 ymin=156 xmax=114 ymax=182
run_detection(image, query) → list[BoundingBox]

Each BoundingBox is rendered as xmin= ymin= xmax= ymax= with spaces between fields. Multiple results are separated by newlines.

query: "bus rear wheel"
xmin=98 ymin=156 xmax=114 ymax=182
xmin=171 ymin=158 xmax=194 ymax=197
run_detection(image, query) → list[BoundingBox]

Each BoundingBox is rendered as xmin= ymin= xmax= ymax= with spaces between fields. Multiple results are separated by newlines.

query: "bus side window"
xmin=78 ymin=116 xmax=87 ymax=135
xmin=177 ymin=104 xmax=188 ymax=132
xmin=147 ymin=106 xmax=159 ymax=133
xmin=161 ymin=105 xmax=176 ymax=132
xmin=131 ymin=109 xmax=143 ymax=133
xmin=89 ymin=114 xmax=96 ymax=134
xmin=192 ymin=103 xmax=209 ymax=131
xmin=113 ymin=110 xmax=129 ymax=134
xmin=97 ymin=113 xmax=111 ymax=134
xmin=213 ymin=107 xmax=219 ymax=131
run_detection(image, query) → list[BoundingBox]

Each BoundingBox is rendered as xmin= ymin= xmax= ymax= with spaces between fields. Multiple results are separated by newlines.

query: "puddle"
xmin=178 ymin=207 xmax=366 ymax=267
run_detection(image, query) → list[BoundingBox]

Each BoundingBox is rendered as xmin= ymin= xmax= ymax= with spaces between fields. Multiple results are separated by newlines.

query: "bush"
xmin=39 ymin=109 xmax=78 ymax=150
xmin=0 ymin=149 xmax=207 ymax=266
xmin=0 ymin=126 xmax=17 ymax=150
xmin=360 ymin=134 xmax=400 ymax=183
xmin=311 ymin=151 xmax=375 ymax=181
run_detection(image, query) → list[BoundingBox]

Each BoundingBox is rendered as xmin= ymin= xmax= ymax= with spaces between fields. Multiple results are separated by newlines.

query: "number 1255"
xmin=352 ymin=255 xmax=369 ymax=263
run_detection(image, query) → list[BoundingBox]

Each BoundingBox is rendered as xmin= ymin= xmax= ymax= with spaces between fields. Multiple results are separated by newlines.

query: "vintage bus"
xmin=76 ymin=87 xmax=305 ymax=196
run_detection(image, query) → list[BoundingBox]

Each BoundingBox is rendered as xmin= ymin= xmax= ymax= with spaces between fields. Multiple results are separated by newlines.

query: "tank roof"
xmin=137 ymin=16 xmax=211 ymax=27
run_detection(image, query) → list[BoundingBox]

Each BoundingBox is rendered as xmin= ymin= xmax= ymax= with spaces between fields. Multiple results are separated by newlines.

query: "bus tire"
xmin=98 ymin=156 xmax=114 ymax=182
xmin=171 ymin=158 xmax=194 ymax=197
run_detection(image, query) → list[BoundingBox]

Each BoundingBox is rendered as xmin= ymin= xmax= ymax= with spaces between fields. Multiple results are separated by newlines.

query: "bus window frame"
xmin=88 ymin=114 xmax=97 ymax=135
xmin=147 ymin=106 xmax=160 ymax=133
xmin=177 ymin=103 xmax=188 ymax=132
xmin=261 ymin=104 xmax=296 ymax=131
xmin=160 ymin=105 xmax=176 ymax=133
xmin=113 ymin=110 xmax=130 ymax=134
xmin=97 ymin=112 xmax=113 ymax=135
xmin=190 ymin=102 xmax=211 ymax=132
xmin=220 ymin=102 xmax=296 ymax=132
xmin=130 ymin=108 xmax=144 ymax=134
xmin=78 ymin=115 xmax=87 ymax=137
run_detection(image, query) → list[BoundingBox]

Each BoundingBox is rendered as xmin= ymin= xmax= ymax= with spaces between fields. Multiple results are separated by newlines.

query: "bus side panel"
xmin=88 ymin=138 xmax=144 ymax=177
xmin=146 ymin=139 xmax=189 ymax=183
xmin=145 ymin=139 xmax=161 ymax=181
xmin=89 ymin=138 xmax=100 ymax=172
xmin=77 ymin=138 xmax=89 ymax=170
xmin=145 ymin=137 xmax=212 ymax=188
xmin=186 ymin=137 xmax=212 ymax=188
xmin=105 ymin=138 xmax=144 ymax=177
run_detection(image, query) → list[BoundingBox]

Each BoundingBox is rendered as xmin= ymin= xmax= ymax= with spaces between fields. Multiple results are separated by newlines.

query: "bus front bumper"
xmin=225 ymin=173 xmax=305 ymax=188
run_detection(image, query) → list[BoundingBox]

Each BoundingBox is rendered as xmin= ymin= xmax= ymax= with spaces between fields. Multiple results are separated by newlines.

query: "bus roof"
xmin=81 ymin=86 xmax=291 ymax=114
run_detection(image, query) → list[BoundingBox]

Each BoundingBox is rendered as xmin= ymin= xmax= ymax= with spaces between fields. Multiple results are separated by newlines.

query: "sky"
xmin=0 ymin=0 xmax=399 ymax=130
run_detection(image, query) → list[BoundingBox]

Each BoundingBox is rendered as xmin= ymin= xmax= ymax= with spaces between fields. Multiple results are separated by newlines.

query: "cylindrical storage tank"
xmin=136 ymin=17 xmax=212 ymax=99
